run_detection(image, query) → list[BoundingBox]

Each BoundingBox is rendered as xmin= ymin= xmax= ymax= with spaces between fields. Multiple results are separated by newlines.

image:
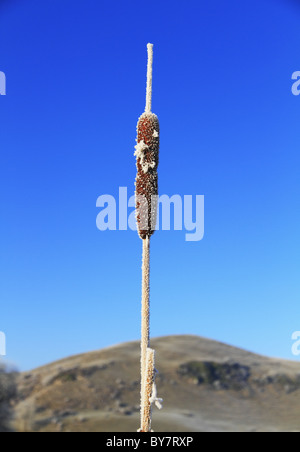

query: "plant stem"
xmin=145 ymin=43 xmax=153 ymax=114
xmin=140 ymin=236 xmax=150 ymax=430
xmin=141 ymin=348 xmax=155 ymax=432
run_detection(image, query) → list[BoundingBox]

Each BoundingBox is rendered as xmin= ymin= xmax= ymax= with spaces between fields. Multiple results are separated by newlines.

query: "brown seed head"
xmin=135 ymin=112 xmax=159 ymax=239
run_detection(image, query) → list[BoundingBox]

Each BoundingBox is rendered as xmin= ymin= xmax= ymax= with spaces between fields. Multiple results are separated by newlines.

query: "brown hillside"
xmin=10 ymin=335 xmax=300 ymax=432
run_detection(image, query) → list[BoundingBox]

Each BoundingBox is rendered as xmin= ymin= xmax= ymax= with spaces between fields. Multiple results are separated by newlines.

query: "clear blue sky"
xmin=0 ymin=0 xmax=299 ymax=371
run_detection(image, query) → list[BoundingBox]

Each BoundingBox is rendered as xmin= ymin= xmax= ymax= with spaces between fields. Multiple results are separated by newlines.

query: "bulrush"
xmin=134 ymin=43 xmax=162 ymax=432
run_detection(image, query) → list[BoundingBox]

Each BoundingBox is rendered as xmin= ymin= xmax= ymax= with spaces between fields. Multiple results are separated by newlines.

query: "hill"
xmin=10 ymin=335 xmax=300 ymax=432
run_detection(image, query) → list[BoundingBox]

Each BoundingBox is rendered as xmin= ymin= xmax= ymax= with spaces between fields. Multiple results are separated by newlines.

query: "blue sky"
xmin=0 ymin=0 xmax=299 ymax=370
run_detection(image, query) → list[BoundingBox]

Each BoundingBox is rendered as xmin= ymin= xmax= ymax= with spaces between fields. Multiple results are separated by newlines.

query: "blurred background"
xmin=0 ymin=0 xmax=300 ymax=432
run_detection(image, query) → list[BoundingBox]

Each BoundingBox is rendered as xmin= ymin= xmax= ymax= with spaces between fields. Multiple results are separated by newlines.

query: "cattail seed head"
xmin=135 ymin=112 xmax=159 ymax=239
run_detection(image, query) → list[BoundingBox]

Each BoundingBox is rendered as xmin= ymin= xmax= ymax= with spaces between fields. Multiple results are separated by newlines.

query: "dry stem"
xmin=140 ymin=236 xmax=150 ymax=429
xmin=145 ymin=43 xmax=153 ymax=113
xmin=141 ymin=348 xmax=155 ymax=432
